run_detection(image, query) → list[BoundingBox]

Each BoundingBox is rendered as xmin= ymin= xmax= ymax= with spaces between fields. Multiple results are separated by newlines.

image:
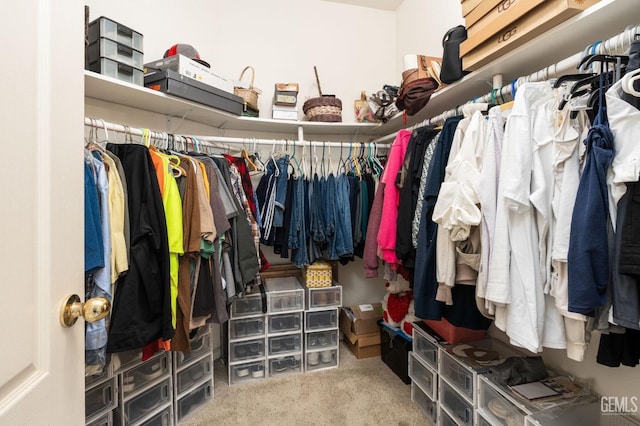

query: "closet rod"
xmin=371 ymin=23 xmax=640 ymax=143
xmin=84 ymin=117 xmax=387 ymax=150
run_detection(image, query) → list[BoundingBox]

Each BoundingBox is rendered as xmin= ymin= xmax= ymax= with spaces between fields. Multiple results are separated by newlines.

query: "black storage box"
xmin=144 ymin=69 xmax=244 ymax=116
xmin=379 ymin=321 xmax=412 ymax=385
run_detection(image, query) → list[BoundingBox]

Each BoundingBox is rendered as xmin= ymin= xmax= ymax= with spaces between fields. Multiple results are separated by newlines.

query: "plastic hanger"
xmin=578 ymin=54 xmax=628 ymax=73
xmin=553 ymin=73 xmax=595 ymax=88
xmin=621 ymin=67 xmax=640 ymax=97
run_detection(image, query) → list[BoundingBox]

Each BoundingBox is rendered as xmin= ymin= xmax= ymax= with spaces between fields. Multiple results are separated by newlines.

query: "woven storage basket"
xmin=303 ymin=96 xmax=342 ymax=122
xmin=304 ymin=261 xmax=333 ymax=288
xmin=234 ymin=66 xmax=259 ymax=110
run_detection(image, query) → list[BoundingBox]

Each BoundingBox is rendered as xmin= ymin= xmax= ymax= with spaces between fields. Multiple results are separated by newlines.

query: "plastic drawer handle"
xmin=116 ymin=25 xmax=133 ymax=37
xmin=102 ymin=384 xmax=112 ymax=404
xmin=205 ymin=385 xmax=212 ymax=397
xmin=465 ymin=375 xmax=472 ymax=392
xmin=117 ymin=44 xmax=133 ymax=56
xmin=162 ymin=384 xmax=168 ymax=399
xmin=117 ymin=63 xmax=133 ymax=76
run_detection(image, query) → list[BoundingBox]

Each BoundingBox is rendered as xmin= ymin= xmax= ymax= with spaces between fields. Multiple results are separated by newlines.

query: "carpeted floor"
xmin=180 ymin=341 xmax=430 ymax=426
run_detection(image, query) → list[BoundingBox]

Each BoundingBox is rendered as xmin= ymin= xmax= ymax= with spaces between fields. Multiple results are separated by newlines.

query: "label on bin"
xmin=359 ymin=304 xmax=374 ymax=312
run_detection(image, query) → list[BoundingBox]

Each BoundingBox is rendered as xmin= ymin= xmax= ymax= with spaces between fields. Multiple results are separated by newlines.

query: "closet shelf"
xmin=84 ymin=71 xmax=383 ymax=138
xmin=375 ymin=0 xmax=640 ymax=135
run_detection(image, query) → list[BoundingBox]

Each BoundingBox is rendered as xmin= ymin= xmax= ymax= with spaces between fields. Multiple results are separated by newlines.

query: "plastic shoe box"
xmin=411 ymin=381 xmax=437 ymax=424
xmin=440 ymin=377 xmax=474 ymax=426
xmin=174 ymin=328 xmax=212 ymax=370
xmin=176 ymin=379 xmax=213 ymax=423
xmin=265 ymin=276 xmax=305 ymax=314
xmin=87 ymin=38 xmax=143 ymax=70
xmin=116 ymin=377 xmax=171 ymax=426
xmin=138 ymin=404 xmax=172 ymax=426
xmin=305 ymin=329 xmax=339 ymax=351
xmin=269 ymin=354 xmax=303 ymax=378
xmin=120 ymin=352 xmax=170 ymax=398
xmin=229 ymin=360 xmax=266 ymax=385
xmin=409 ymin=352 xmax=437 ymax=400
xmin=440 ymin=405 xmax=460 ymax=426
xmin=305 ymin=284 xmax=342 ymax=310
xmin=86 ymin=410 xmax=112 ymax=426
xmin=305 ymin=348 xmax=338 ymax=372
xmin=229 ymin=316 xmax=265 ymax=340
xmin=268 ymin=333 xmax=302 ymax=356
xmin=305 ymin=309 xmax=338 ymax=332
xmin=412 ymin=321 xmax=442 ymax=370
xmin=229 ymin=338 xmax=265 ymax=363
xmin=175 ymin=355 xmax=212 ymax=396
xmin=229 ymin=293 xmax=264 ymax=318
xmin=88 ymin=16 xmax=143 ymax=52
xmin=85 ymin=376 xmax=117 ymax=420
xmin=268 ymin=312 xmax=302 ymax=334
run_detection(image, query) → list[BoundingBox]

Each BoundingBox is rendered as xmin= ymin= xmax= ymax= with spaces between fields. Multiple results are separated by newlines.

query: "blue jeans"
xmin=289 ymin=177 xmax=309 ymax=267
xmin=266 ymin=155 xmax=290 ymax=227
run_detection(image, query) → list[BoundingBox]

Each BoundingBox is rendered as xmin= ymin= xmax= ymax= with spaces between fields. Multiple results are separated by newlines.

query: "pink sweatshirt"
xmin=377 ymin=129 xmax=412 ymax=267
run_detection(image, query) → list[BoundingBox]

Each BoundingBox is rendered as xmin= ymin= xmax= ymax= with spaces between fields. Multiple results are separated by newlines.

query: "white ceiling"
xmin=321 ymin=0 xmax=404 ymax=11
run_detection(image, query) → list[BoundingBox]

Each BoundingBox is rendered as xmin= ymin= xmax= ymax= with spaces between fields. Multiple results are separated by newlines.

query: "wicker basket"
xmin=234 ymin=66 xmax=259 ymax=110
xmin=303 ymin=96 xmax=342 ymax=122
xmin=304 ymin=261 xmax=333 ymax=288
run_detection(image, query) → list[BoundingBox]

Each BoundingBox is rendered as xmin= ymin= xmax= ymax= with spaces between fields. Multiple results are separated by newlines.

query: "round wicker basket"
xmin=303 ymin=96 xmax=342 ymax=122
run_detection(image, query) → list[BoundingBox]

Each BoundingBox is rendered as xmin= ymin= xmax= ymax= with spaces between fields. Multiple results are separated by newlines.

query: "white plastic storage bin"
xmin=88 ymin=16 xmax=143 ymax=52
xmin=229 ymin=316 xmax=265 ymax=340
xmin=86 ymin=410 xmax=112 ymax=426
xmin=409 ymin=352 xmax=438 ymax=401
xmin=439 ymin=405 xmax=460 ymax=426
xmin=88 ymin=58 xmax=143 ymax=86
xmin=229 ymin=360 xmax=266 ymax=385
xmin=86 ymin=362 xmax=113 ymax=389
xmin=268 ymin=333 xmax=302 ymax=356
xmin=175 ymin=355 xmax=212 ymax=396
xmin=304 ymin=309 xmax=338 ymax=332
xmin=137 ymin=404 xmax=172 ymax=426
xmin=412 ymin=322 xmax=440 ymax=370
xmin=115 ymin=377 xmax=171 ymax=426
xmin=268 ymin=312 xmax=302 ymax=334
xmin=305 ymin=284 xmax=342 ymax=310
xmin=269 ymin=354 xmax=303 ymax=378
xmin=120 ymin=352 xmax=170 ymax=398
xmin=229 ymin=338 xmax=265 ymax=363
xmin=305 ymin=329 xmax=339 ymax=351
xmin=87 ymin=38 xmax=144 ymax=70
xmin=265 ymin=276 xmax=305 ymax=313
xmin=174 ymin=328 xmax=212 ymax=370
xmin=230 ymin=293 xmax=264 ymax=318
xmin=411 ymin=381 xmax=438 ymax=424
xmin=478 ymin=375 xmax=534 ymax=426
xmin=440 ymin=349 xmax=475 ymax=402
xmin=86 ymin=376 xmax=117 ymax=421
xmin=305 ymin=348 xmax=338 ymax=372
xmin=440 ymin=377 xmax=474 ymax=426
xmin=176 ymin=379 xmax=213 ymax=423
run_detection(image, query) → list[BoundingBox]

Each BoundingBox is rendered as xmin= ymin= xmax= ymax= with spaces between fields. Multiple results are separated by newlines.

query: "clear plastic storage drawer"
xmin=268 ymin=312 xmax=302 ymax=334
xmin=87 ymin=410 xmax=112 ymax=426
xmin=230 ymin=293 xmax=264 ymax=318
xmin=88 ymin=58 xmax=143 ymax=86
xmin=412 ymin=325 xmax=439 ymax=370
xmin=409 ymin=352 xmax=437 ymax=400
xmin=306 ymin=348 xmax=338 ymax=372
xmin=121 ymin=352 xmax=170 ymax=398
xmin=269 ymin=354 xmax=303 ymax=377
xmin=305 ymin=309 xmax=338 ymax=332
xmin=268 ymin=290 xmax=304 ymax=313
xmin=306 ymin=285 xmax=342 ymax=310
xmin=229 ymin=316 xmax=265 ymax=340
xmin=305 ymin=329 xmax=339 ymax=351
xmin=138 ymin=404 xmax=172 ymax=426
xmin=87 ymin=38 xmax=144 ymax=70
xmin=440 ymin=378 xmax=474 ymax=426
xmin=268 ymin=333 xmax=301 ymax=356
xmin=119 ymin=377 xmax=171 ymax=425
xmin=88 ymin=16 xmax=143 ymax=51
xmin=86 ymin=376 xmax=117 ymax=420
xmin=411 ymin=381 xmax=437 ymax=424
xmin=229 ymin=360 xmax=266 ymax=385
xmin=440 ymin=406 xmax=459 ymax=426
xmin=176 ymin=355 xmax=212 ymax=396
xmin=478 ymin=412 xmax=494 ymax=426
xmin=440 ymin=350 xmax=475 ymax=401
xmin=177 ymin=379 xmax=213 ymax=422
xmin=175 ymin=328 xmax=211 ymax=369
xmin=229 ymin=338 xmax=265 ymax=363
xmin=478 ymin=375 xmax=528 ymax=426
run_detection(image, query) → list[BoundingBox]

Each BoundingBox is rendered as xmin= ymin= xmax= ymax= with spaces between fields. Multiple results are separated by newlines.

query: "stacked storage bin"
xmin=409 ymin=322 xmax=441 ymax=425
xmin=173 ymin=326 xmax=215 ymax=424
xmin=85 ymin=364 xmax=117 ymax=426
xmin=87 ymin=16 xmax=144 ymax=86
xmin=227 ymin=291 xmax=268 ymax=385
xmin=265 ymin=277 xmax=306 ymax=378
xmin=303 ymin=281 xmax=342 ymax=373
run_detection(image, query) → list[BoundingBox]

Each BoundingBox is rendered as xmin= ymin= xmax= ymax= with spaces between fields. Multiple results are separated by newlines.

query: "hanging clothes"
xmin=106 ymin=143 xmax=173 ymax=353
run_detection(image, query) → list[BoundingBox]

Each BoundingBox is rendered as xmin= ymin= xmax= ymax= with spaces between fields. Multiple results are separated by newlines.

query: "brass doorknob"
xmin=60 ymin=294 xmax=111 ymax=327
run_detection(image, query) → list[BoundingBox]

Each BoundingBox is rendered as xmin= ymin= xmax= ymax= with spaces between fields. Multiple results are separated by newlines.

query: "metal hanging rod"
xmin=84 ymin=117 xmax=388 ymax=151
xmin=372 ymin=23 xmax=640 ymax=143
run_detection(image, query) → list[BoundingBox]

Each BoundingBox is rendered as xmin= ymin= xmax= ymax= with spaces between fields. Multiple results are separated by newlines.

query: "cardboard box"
xmin=461 ymin=0 xmax=484 ymax=17
xmin=340 ymin=303 xmax=383 ymax=336
xmin=344 ymin=331 xmax=381 ymax=359
xmin=465 ymin=0 xmax=506 ymax=28
xmin=462 ymin=0 xmax=600 ymax=71
xmin=144 ymin=54 xmax=234 ymax=94
xmin=272 ymin=105 xmax=298 ymax=120
xmin=461 ymin=0 xmax=546 ymax=56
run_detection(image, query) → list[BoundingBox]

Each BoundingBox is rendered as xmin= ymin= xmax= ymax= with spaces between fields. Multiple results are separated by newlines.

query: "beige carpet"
xmin=180 ymin=341 xmax=431 ymax=426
